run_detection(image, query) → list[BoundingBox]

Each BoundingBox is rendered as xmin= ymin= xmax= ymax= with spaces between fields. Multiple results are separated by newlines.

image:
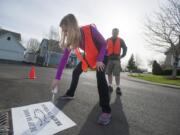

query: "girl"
xmin=51 ymin=14 xmax=111 ymax=125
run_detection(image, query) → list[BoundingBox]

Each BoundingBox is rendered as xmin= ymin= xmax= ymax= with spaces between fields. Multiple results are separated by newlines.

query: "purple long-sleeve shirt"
xmin=55 ymin=25 xmax=106 ymax=80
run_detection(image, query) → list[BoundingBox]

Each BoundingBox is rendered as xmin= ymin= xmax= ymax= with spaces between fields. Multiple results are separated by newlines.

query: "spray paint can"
xmin=52 ymin=86 xmax=58 ymax=103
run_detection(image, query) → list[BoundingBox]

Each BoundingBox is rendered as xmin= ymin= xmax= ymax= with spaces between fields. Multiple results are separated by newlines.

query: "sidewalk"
xmin=121 ymin=72 xmax=180 ymax=89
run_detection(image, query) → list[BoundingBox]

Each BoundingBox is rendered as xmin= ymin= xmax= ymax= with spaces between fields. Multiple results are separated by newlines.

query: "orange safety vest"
xmin=75 ymin=25 xmax=99 ymax=72
xmin=107 ymin=38 xmax=121 ymax=56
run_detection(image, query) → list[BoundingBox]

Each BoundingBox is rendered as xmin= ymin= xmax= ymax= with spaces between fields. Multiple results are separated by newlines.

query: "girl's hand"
xmin=51 ymin=79 xmax=59 ymax=90
xmin=96 ymin=61 xmax=105 ymax=72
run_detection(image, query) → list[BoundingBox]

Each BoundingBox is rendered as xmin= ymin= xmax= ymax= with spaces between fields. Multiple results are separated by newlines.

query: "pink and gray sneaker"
xmin=97 ymin=113 xmax=112 ymax=125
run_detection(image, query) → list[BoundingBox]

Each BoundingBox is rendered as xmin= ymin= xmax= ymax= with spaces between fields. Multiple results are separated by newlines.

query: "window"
xmin=7 ymin=37 xmax=11 ymax=41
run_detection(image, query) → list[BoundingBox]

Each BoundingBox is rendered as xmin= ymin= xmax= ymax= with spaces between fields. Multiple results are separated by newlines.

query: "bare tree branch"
xmin=26 ymin=38 xmax=40 ymax=52
xmin=144 ymin=0 xmax=180 ymax=78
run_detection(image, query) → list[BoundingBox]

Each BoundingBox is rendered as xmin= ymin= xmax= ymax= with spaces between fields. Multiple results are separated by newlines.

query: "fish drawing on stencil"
xmin=34 ymin=109 xmax=50 ymax=127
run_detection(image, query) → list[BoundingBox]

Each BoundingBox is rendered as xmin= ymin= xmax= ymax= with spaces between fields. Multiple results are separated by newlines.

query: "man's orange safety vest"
xmin=107 ymin=38 xmax=121 ymax=56
xmin=75 ymin=25 xmax=98 ymax=72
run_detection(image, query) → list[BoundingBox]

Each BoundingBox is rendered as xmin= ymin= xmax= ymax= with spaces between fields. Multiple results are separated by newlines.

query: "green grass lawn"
xmin=129 ymin=73 xmax=180 ymax=86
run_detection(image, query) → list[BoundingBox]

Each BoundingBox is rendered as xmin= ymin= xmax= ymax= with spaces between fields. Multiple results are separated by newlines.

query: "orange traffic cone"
xmin=29 ymin=66 xmax=36 ymax=80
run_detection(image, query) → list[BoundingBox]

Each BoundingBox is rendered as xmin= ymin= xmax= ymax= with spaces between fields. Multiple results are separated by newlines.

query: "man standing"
xmin=106 ymin=28 xmax=127 ymax=95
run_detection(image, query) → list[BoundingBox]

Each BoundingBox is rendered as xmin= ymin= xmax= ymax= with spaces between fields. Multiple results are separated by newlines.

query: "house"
xmin=38 ymin=38 xmax=79 ymax=67
xmin=38 ymin=39 xmax=63 ymax=66
xmin=164 ymin=39 xmax=180 ymax=69
xmin=24 ymin=50 xmax=38 ymax=64
xmin=0 ymin=28 xmax=25 ymax=62
xmin=24 ymin=40 xmax=40 ymax=64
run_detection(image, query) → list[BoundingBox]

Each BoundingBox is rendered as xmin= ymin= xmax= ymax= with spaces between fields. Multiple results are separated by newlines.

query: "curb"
xmin=122 ymin=76 xmax=180 ymax=89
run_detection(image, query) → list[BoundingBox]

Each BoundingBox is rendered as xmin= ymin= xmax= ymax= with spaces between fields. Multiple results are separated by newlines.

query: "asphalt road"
xmin=0 ymin=63 xmax=180 ymax=135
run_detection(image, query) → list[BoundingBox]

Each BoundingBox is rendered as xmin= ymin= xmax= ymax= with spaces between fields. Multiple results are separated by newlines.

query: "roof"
xmin=40 ymin=39 xmax=63 ymax=53
xmin=0 ymin=28 xmax=21 ymax=41
xmin=0 ymin=32 xmax=25 ymax=50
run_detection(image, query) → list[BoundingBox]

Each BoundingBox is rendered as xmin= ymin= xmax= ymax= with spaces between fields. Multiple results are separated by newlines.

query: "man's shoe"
xmin=59 ymin=94 xmax=75 ymax=100
xmin=116 ymin=87 xmax=122 ymax=95
xmin=97 ymin=113 xmax=112 ymax=125
xmin=108 ymin=86 xmax=113 ymax=93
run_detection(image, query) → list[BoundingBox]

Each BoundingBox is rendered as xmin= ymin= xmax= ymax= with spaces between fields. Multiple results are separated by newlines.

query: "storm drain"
xmin=0 ymin=110 xmax=12 ymax=135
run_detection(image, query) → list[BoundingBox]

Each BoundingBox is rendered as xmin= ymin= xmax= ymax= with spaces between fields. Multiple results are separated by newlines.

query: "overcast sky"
xmin=0 ymin=0 xmax=166 ymax=70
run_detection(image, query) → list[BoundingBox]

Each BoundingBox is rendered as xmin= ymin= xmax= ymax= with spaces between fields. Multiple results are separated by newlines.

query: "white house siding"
xmin=39 ymin=39 xmax=48 ymax=57
xmin=0 ymin=33 xmax=25 ymax=61
xmin=178 ymin=55 xmax=180 ymax=67
xmin=164 ymin=54 xmax=172 ymax=66
xmin=171 ymin=55 xmax=174 ymax=66
xmin=170 ymin=54 xmax=180 ymax=68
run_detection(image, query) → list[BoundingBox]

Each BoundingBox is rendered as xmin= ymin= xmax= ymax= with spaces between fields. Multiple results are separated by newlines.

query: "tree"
xmin=47 ymin=26 xmax=60 ymax=51
xmin=127 ymin=54 xmax=137 ymax=72
xmin=26 ymin=38 xmax=40 ymax=52
xmin=152 ymin=60 xmax=163 ymax=75
xmin=144 ymin=0 xmax=180 ymax=78
xmin=48 ymin=26 xmax=59 ymax=40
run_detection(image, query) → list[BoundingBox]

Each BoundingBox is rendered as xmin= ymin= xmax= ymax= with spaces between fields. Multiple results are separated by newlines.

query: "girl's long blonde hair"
xmin=59 ymin=14 xmax=81 ymax=49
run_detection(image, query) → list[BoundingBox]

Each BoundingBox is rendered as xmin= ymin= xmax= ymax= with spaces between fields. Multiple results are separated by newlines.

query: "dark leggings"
xmin=66 ymin=62 xmax=111 ymax=113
